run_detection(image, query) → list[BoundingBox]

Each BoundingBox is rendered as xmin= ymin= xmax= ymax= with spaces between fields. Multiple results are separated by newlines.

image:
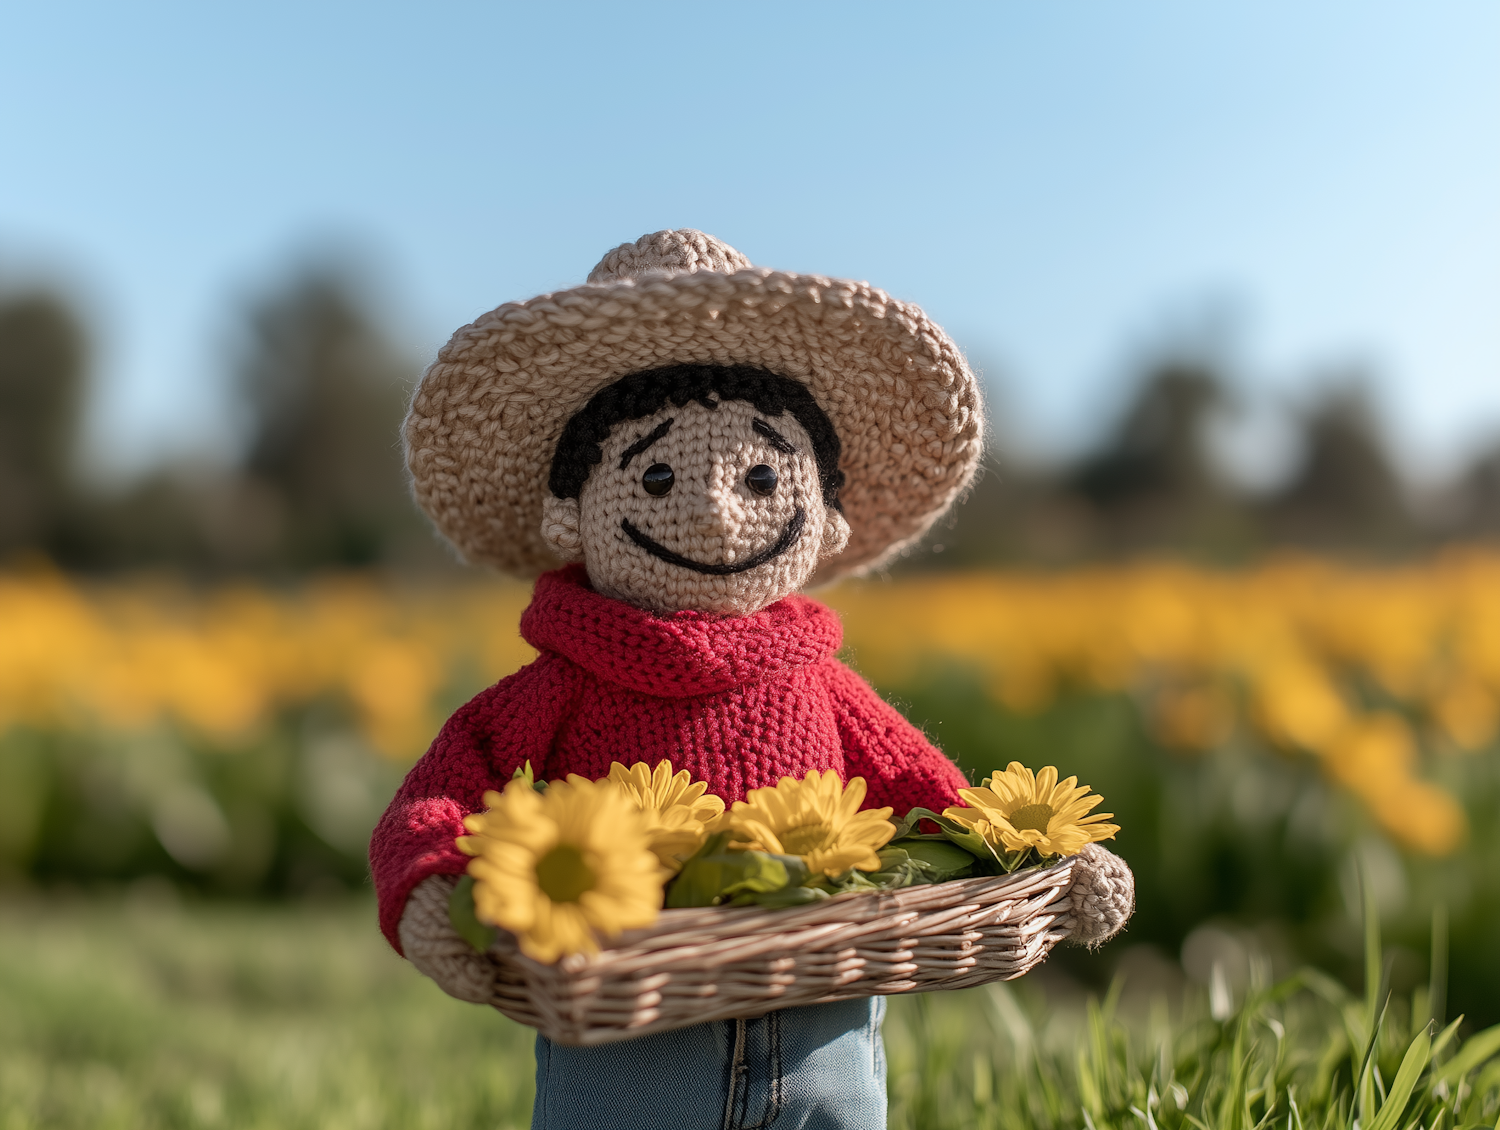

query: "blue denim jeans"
xmin=531 ymin=997 xmax=887 ymax=1130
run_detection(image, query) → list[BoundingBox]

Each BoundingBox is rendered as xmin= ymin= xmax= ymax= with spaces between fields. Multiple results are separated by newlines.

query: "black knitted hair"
xmin=548 ymin=363 xmax=845 ymax=508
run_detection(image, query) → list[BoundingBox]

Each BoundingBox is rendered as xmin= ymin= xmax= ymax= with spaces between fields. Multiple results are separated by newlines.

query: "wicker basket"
xmin=482 ymin=845 xmax=1134 ymax=1046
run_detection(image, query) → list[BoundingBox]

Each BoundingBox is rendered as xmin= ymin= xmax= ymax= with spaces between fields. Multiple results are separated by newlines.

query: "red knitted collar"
xmin=519 ymin=565 xmax=843 ymax=698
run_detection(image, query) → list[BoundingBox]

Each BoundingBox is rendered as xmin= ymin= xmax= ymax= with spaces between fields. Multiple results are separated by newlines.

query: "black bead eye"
xmin=641 ymin=463 xmax=674 ymax=496
xmin=745 ymin=464 xmax=778 ymax=496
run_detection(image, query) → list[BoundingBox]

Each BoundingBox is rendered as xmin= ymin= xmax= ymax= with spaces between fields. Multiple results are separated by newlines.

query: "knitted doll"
xmin=371 ymin=230 xmax=985 ymax=1130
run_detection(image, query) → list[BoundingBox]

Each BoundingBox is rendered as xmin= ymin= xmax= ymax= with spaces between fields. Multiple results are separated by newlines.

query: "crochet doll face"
xmin=542 ymin=397 xmax=850 ymax=615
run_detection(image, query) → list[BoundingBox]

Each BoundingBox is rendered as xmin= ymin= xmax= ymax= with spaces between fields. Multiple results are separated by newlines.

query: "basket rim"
xmin=480 ymin=846 xmax=1135 ymax=1047
xmin=487 ymin=853 xmax=1081 ymax=972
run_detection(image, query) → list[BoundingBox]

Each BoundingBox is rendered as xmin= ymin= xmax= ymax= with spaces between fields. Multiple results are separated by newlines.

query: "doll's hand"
xmin=1062 ymin=843 xmax=1135 ymax=949
xmin=398 ymin=874 xmax=498 ymax=1004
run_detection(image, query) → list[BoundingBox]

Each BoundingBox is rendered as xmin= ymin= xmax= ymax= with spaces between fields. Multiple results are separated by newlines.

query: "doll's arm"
xmin=370 ymin=652 xmax=582 ymax=954
xmin=821 ymin=659 xmax=970 ymax=814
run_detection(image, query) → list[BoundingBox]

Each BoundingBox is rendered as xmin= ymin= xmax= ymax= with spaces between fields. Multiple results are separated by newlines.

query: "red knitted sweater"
xmin=368 ymin=565 xmax=968 ymax=951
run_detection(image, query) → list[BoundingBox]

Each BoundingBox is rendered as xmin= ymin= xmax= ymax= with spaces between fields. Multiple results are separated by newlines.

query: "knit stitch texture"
xmin=369 ymin=565 xmax=968 ymax=951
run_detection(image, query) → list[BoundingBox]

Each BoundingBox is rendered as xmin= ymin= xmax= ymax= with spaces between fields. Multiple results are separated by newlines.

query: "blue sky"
xmin=3 ymin=2 xmax=1497 ymax=484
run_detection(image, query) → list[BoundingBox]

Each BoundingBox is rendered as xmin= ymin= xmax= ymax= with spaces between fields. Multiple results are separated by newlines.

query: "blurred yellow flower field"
xmin=0 ymin=571 xmax=534 ymax=759
xmin=832 ymin=552 xmax=1500 ymax=856
xmin=3 ymin=551 xmax=1497 ymax=861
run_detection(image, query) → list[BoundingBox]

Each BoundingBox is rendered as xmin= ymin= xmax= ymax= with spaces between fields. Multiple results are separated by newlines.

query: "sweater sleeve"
xmin=368 ymin=652 xmax=583 ymax=952
xmin=821 ymin=659 xmax=970 ymax=816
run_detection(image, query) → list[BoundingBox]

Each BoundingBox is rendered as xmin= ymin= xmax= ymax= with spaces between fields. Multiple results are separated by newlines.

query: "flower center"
xmin=535 ymin=844 xmax=596 ymax=903
xmin=1008 ymin=803 xmax=1055 ymax=832
xmin=779 ymin=823 xmax=833 ymax=857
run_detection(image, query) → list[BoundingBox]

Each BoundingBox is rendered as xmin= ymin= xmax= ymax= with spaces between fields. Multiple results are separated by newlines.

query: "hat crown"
xmin=587 ymin=229 xmax=752 ymax=285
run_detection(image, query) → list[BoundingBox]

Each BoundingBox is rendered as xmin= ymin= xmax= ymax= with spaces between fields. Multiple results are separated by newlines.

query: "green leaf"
xmin=768 ymin=852 xmax=812 ymax=889
xmin=869 ymin=847 xmax=923 ymax=889
xmin=869 ymin=844 xmax=964 ymax=889
xmin=664 ymin=834 xmax=794 ymax=908
xmin=889 ymin=806 xmax=1041 ymax=873
xmin=731 ymin=885 xmax=829 ymax=908
xmin=510 ymin=760 xmax=546 ymax=792
xmin=817 ymin=868 xmax=882 ymax=893
xmin=717 ymin=855 xmax=792 ymax=900
xmin=888 ymin=807 xmax=945 ymax=841
xmin=447 ymin=875 xmax=496 ymax=954
xmin=887 ymin=838 xmax=977 ymax=881
xmin=1365 ymin=1025 xmax=1431 ymax=1130
xmin=943 ymin=825 xmax=1003 ymax=864
xmin=996 ymin=846 xmax=1039 ymax=873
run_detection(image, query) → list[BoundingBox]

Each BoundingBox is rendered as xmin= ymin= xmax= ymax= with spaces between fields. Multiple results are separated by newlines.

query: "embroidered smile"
xmin=621 ymin=508 xmax=807 ymax=575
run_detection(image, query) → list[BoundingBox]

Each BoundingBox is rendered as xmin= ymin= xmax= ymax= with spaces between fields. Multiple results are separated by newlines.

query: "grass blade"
xmin=1431 ymin=1015 xmax=1464 ymax=1064
xmin=1434 ymin=1024 xmax=1500 ymax=1086
xmin=1357 ymin=999 xmax=1392 ymax=1127
xmin=1298 ymin=967 xmax=1350 ymax=1006
xmin=1365 ymin=1026 xmax=1432 ymax=1130
xmin=1429 ymin=904 xmax=1449 ymax=1030
xmin=1363 ymin=863 xmax=1382 ymax=1024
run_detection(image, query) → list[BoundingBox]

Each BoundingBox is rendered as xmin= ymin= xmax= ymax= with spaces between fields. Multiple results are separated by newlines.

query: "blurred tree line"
xmin=3 ymin=268 xmax=1500 ymax=573
xmin=0 ymin=265 xmax=439 ymax=573
xmin=921 ymin=360 xmax=1500 ymax=568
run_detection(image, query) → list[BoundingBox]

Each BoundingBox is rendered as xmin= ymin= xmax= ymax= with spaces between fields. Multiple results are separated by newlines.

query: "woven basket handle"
xmin=1060 ymin=843 xmax=1135 ymax=949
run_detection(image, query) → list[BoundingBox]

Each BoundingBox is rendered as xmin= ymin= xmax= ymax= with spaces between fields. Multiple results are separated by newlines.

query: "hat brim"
xmin=405 ymin=267 xmax=984 ymax=580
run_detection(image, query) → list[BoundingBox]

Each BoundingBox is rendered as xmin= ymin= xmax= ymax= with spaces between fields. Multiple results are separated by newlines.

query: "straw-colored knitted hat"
xmin=405 ymin=230 xmax=984 ymax=580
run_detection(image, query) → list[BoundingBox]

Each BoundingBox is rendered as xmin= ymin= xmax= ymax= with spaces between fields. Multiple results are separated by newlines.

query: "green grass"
xmin=2 ymin=891 xmax=1498 ymax=1130
xmin=888 ymin=975 xmax=1500 ymax=1130
xmin=0 ymin=892 xmax=535 ymax=1129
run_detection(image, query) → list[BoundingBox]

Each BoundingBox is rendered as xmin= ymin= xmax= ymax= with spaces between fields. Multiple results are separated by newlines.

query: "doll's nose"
xmin=688 ymin=488 xmax=731 ymax=533
xmin=685 ymin=481 xmax=739 ymax=538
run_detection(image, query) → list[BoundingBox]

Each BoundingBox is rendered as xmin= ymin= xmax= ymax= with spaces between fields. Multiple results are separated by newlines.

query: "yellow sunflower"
xmin=723 ymin=770 xmax=895 ymax=877
xmin=565 ymin=760 xmax=725 ymax=874
xmin=456 ymin=776 xmax=661 ymax=963
xmin=944 ymin=762 xmax=1119 ymax=858
xmin=598 ymin=760 xmax=726 ymax=874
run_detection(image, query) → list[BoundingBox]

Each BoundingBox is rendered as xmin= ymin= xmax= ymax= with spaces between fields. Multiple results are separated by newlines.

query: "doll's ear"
xmin=819 ymin=506 xmax=851 ymax=560
xmin=541 ymin=495 xmax=584 ymax=562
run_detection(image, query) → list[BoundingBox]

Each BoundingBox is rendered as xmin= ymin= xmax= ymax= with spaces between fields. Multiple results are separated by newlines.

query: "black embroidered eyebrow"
xmin=752 ymin=418 xmax=797 ymax=455
xmin=548 ymin=363 xmax=844 ymax=506
xmin=618 ymin=418 xmax=674 ymax=469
